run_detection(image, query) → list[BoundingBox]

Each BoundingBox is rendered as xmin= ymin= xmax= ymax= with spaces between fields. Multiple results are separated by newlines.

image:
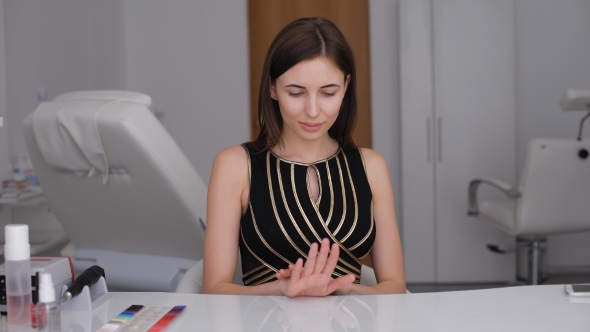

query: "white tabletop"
xmin=55 ymin=285 xmax=590 ymax=332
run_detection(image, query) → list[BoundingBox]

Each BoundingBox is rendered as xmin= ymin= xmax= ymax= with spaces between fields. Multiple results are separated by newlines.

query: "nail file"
xmin=96 ymin=305 xmax=186 ymax=332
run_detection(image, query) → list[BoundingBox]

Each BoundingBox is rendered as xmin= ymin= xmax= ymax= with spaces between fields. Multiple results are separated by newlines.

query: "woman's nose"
xmin=306 ymin=97 xmax=320 ymax=117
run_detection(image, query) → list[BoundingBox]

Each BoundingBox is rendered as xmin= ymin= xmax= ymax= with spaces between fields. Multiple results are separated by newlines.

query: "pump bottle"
xmin=4 ymin=224 xmax=32 ymax=325
xmin=36 ymin=273 xmax=61 ymax=332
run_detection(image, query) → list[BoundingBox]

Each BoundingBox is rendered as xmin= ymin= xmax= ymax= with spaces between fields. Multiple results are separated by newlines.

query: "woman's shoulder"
xmin=212 ymin=145 xmax=250 ymax=181
xmin=358 ymin=147 xmax=385 ymax=162
xmin=357 ymin=148 xmax=388 ymax=176
xmin=214 ymin=145 xmax=249 ymax=165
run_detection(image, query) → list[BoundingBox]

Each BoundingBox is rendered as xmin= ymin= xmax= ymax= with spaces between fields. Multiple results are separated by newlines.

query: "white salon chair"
xmin=468 ymin=90 xmax=590 ymax=285
xmin=175 ymin=259 xmax=379 ymax=294
xmin=23 ymin=91 xmax=208 ymax=292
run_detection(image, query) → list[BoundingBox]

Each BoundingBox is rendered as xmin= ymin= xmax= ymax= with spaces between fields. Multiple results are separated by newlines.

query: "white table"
xmin=55 ymin=285 xmax=589 ymax=332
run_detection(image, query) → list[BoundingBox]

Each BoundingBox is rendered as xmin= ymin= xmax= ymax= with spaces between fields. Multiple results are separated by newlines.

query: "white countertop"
xmin=55 ymin=285 xmax=589 ymax=332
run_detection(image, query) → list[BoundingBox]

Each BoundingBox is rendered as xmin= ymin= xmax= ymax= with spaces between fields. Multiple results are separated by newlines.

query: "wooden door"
xmin=248 ymin=0 xmax=371 ymax=148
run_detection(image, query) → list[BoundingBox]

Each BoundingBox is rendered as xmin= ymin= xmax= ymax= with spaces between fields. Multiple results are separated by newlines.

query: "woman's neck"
xmin=272 ymin=134 xmax=339 ymax=164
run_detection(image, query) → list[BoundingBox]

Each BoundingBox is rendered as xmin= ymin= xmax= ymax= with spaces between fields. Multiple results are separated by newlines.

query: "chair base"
xmin=516 ymin=236 xmax=548 ymax=285
xmin=488 ymin=237 xmax=547 ymax=285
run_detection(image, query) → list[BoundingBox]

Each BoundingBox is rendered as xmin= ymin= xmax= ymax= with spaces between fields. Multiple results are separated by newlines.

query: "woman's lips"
xmin=299 ymin=122 xmax=323 ymax=132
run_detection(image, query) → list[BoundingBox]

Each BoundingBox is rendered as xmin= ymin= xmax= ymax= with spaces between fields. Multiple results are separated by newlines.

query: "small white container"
xmin=4 ymin=224 xmax=32 ymax=325
xmin=36 ymin=273 xmax=61 ymax=332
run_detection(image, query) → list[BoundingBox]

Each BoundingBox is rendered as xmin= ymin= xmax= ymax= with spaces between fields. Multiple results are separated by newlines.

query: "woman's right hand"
xmin=275 ymin=238 xmax=355 ymax=297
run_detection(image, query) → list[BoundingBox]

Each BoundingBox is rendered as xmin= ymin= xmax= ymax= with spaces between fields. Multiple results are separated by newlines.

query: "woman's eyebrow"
xmin=284 ymin=83 xmax=341 ymax=88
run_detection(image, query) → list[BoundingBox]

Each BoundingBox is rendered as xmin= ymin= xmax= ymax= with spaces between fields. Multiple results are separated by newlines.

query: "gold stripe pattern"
xmin=292 ymin=163 xmax=362 ymax=274
xmin=242 ymin=264 xmax=264 ymax=278
xmin=271 ymin=154 xmax=362 ymax=277
xmin=241 ymin=147 xmax=374 ymax=286
xmin=245 ymin=268 xmax=274 ymax=285
xmin=358 ymin=148 xmax=368 ymax=175
xmin=308 ymin=165 xmax=322 ymax=206
xmin=250 ymin=202 xmax=293 ymax=266
xmin=269 ymin=147 xmax=341 ymax=166
xmin=240 ymin=227 xmax=278 ymax=273
xmin=349 ymin=198 xmax=374 ymax=251
xmin=273 ymin=154 xmax=312 ymax=250
xmin=280 ymin=161 xmax=358 ymax=278
xmin=241 ymin=144 xmax=252 ymax=182
xmin=339 ymin=152 xmax=359 ymax=243
xmin=332 ymin=156 xmax=347 ymax=235
xmin=252 ymin=273 xmax=278 ymax=286
xmin=241 ymin=145 xmax=252 ymax=218
xmin=324 ymin=160 xmax=335 ymax=225
xmin=292 ymin=164 xmax=359 ymax=277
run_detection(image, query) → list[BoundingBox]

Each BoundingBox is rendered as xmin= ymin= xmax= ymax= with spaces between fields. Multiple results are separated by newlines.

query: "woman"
xmin=203 ymin=17 xmax=405 ymax=296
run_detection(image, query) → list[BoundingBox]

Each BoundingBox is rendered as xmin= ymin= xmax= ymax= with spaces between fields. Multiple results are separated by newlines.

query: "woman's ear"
xmin=269 ymin=77 xmax=277 ymax=100
xmin=343 ymin=74 xmax=351 ymax=94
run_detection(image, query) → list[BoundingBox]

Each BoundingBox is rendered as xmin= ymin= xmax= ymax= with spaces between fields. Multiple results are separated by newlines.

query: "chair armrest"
xmin=467 ymin=177 xmax=520 ymax=216
xmin=175 ymin=260 xmax=203 ymax=294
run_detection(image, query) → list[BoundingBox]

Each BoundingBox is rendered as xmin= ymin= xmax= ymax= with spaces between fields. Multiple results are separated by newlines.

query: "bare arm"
xmin=202 ymin=146 xmax=282 ymax=295
xmin=337 ymin=148 xmax=406 ymax=295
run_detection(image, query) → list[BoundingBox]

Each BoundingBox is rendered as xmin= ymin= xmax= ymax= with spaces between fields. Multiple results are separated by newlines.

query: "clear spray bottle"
xmin=36 ymin=273 xmax=61 ymax=332
xmin=4 ymin=224 xmax=32 ymax=325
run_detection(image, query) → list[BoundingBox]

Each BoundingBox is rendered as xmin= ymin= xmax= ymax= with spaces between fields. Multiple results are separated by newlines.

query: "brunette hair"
xmin=246 ymin=17 xmax=358 ymax=152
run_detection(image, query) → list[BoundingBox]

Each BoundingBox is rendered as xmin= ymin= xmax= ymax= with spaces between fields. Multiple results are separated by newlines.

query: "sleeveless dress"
xmin=239 ymin=145 xmax=376 ymax=286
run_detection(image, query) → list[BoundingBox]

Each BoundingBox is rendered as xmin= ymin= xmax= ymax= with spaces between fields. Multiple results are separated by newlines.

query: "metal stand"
xmin=488 ymin=237 xmax=547 ymax=285
xmin=516 ymin=237 xmax=547 ymax=285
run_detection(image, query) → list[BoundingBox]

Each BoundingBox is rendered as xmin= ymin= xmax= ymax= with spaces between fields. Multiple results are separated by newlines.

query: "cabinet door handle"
xmin=427 ymin=117 xmax=431 ymax=163
xmin=437 ymin=117 xmax=442 ymax=162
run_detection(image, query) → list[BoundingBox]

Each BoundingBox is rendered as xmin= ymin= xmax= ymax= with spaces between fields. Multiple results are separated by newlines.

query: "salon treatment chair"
xmin=22 ymin=90 xmax=208 ymax=292
xmin=468 ymin=89 xmax=590 ymax=285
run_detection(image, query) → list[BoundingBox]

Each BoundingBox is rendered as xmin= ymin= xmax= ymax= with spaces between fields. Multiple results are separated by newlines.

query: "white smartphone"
xmin=565 ymin=284 xmax=590 ymax=297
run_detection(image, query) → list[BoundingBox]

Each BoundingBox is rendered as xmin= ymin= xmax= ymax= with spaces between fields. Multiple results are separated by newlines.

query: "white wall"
xmin=370 ymin=0 xmax=403 ymax=234
xmin=0 ymin=0 xmax=10 ymax=181
xmin=515 ymin=0 xmax=590 ymax=268
xmin=1 ymin=0 xmax=125 ymax=231
xmin=124 ymin=0 xmax=250 ymax=183
xmin=0 ymin=0 xmax=11 ymax=226
xmin=4 ymin=0 xmax=126 ymax=163
xmin=86 ymin=1 xmax=127 ymax=90
xmin=3 ymin=0 xmax=248 ymax=184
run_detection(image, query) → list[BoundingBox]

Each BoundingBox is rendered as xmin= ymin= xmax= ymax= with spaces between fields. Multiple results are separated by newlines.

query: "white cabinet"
xmin=400 ymin=0 xmax=517 ymax=282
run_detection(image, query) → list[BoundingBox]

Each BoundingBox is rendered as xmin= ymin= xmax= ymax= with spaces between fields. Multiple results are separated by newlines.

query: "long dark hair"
xmin=246 ymin=17 xmax=358 ymax=152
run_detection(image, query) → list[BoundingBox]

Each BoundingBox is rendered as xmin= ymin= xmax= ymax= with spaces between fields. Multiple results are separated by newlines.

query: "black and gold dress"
xmin=239 ymin=145 xmax=376 ymax=286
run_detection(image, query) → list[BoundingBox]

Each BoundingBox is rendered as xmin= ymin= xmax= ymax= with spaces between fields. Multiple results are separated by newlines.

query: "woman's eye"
xmin=324 ymin=92 xmax=336 ymax=97
xmin=288 ymin=92 xmax=302 ymax=97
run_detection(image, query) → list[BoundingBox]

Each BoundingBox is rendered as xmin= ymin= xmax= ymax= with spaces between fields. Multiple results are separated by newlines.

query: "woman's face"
xmin=270 ymin=57 xmax=350 ymax=143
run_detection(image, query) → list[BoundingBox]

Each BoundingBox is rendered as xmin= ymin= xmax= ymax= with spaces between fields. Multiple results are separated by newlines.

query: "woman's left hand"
xmin=275 ymin=238 xmax=355 ymax=297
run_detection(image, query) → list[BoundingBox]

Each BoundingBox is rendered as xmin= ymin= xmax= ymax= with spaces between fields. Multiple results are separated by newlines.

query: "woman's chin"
xmin=296 ymin=130 xmax=329 ymax=142
xmin=283 ymin=124 xmax=331 ymax=142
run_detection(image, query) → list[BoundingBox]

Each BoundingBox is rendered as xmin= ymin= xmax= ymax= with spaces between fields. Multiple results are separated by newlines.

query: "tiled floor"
xmin=406 ymin=273 xmax=590 ymax=293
